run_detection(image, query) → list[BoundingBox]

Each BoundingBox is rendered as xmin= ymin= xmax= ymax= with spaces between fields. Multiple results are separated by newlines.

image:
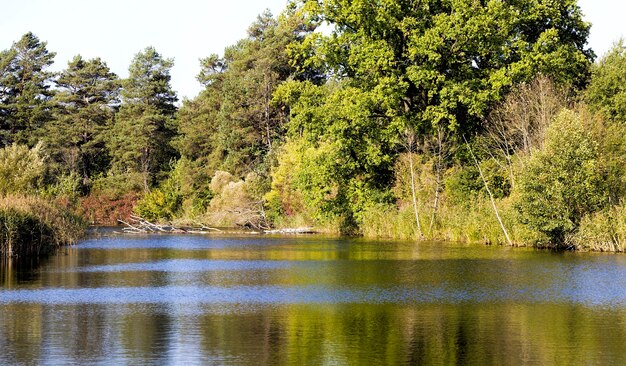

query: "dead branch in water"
xmin=118 ymin=215 xmax=221 ymax=234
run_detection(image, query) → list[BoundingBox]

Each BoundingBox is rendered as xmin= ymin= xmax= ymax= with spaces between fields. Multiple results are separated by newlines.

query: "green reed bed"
xmin=0 ymin=196 xmax=86 ymax=257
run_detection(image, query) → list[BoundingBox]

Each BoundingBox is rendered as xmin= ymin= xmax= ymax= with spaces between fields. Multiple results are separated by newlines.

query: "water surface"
xmin=1 ymin=233 xmax=625 ymax=365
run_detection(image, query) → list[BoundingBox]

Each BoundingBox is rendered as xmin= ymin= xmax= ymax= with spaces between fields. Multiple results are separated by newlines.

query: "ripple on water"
xmin=74 ymin=259 xmax=298 ymax=273
xmin=1 ymin=284 xmax=625 ymax=307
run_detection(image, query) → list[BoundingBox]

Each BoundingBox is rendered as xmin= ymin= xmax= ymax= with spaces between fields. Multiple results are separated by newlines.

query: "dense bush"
xmin=0 ymin=143 xmax=46 ymax=195
xmin=516 ymin=110 xmax=608 ymax=245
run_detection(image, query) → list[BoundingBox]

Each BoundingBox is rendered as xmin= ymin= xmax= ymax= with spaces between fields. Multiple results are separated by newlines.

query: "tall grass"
xmin=361 ymin=195 xmax=546 ymax=247
xmin=0 ymin=195 xmax=86 ymax=257
xmin=572 ymin=205 xmax=626 ymax=252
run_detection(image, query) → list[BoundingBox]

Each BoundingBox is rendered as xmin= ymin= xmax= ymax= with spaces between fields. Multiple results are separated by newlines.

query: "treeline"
xmin=1 ymin=0 xmax=625 ymax=252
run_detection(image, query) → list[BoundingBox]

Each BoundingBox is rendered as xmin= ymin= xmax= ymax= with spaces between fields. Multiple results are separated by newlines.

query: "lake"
xmin=1 ymin=233 xmax=625 ymax=365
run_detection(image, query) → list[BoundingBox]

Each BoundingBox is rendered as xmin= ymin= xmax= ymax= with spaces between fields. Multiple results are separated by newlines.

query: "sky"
xmin=0 ymin=0 xmax=624 ymax=101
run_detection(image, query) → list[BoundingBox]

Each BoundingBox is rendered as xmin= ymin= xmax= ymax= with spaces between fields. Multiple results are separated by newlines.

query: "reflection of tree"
xmin=192 ymin=304 xmax=626 ymax=365
xmin=120 ymin=306 xmax=173 ymax=363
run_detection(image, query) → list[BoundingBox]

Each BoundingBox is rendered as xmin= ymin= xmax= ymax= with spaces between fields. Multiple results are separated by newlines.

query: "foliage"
xmin=175 ymin=7 xmax=319 ymax=177
xmin=586 ymin=40 xmax=626 ymax=123
xmin=0 ymin=32 xmax=56 ymax=146
xmin=77 ymin=191 xmax=139 ymax=226
xmin=573 ymin=205 xmax=626 ymax=252
xmin=273 ymin=0 xmax=593 ymax=228
xmin=265 ymin=139 xmax=313 ymax=224
xmin=134 ymin=160 xmax=187 ymax=222
xmin=41 ymin=172 xmax=83 ymax=203
xmin=0 ymin=143 xmax=46 ymax=195
xmin=109 ymin=47 xmax=178 ymax=190
xmin=43 ymin=55 xmax=120 ymax=179
xmin=516 ymin=110 xmax=608 ymax=245
xmin=90 ymin=172 xmax=145 ymax=199
xmin=204 ymin=171 xmax=268 ymax=229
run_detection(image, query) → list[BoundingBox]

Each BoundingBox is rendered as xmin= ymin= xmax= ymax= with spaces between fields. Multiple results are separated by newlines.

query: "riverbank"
xmin=0 ymin=196 xmax=86 ymax=258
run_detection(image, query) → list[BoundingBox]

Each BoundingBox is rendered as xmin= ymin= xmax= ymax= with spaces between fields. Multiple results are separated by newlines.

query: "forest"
xmin=2 ymin=0 xmax=626 ymax=253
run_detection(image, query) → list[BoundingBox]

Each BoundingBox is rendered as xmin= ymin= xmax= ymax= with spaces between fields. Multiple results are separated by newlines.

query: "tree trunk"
xmin=464 ymin=135 xmax=513 ymax=246
xmin=408 ymin=152 xmax=423 ymax=239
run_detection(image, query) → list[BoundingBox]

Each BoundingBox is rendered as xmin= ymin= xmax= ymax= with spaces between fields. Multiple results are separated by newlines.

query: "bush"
xmin=516 ymin=110 xmax=608 ymax=245
xmin=0 ymin=143 xmax=46 ymax=195
xmin=204 ymin=171 xmax=268 ymax=228
xmin=135 ymin=162 xmax=186 ymax=222
xmin=78 ymin=192 xmax=139 ymax=225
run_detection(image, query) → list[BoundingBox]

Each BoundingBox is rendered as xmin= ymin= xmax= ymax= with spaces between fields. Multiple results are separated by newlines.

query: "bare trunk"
xmin=428 ymin=127 xmax=446 ymax=236
xmin=408 ymin=152 xmax=423 ymax=239
xmin=464 ymin=136 xmax=513 ymax=246
xmin=428 ymin=169 xmax=441 ymax=236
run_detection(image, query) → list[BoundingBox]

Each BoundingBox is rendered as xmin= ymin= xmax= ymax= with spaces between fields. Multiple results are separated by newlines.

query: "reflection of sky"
xmin=1 ymin=279 xmax=625 ymax=307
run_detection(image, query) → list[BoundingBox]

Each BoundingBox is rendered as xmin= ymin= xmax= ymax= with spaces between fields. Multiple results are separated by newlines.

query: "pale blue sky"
xmin=0 ymin=0 xmax=623 ymax=100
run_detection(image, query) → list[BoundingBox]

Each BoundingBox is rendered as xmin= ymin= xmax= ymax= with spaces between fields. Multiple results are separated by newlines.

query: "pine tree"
xmin=44 ymin=55 xmax=120 ymax=180
xmin=110 ymin=47 xmax=178 ymax=191
xmin=175 ymin=8 xmax=318 ymax=177
xmin=0 ymin=32 xmax=56 ymax=146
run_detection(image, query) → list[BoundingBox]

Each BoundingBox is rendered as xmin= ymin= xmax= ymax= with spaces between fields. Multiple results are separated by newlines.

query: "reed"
xmin=0 ymin=195 xmax=86 ymax=257
xmin=361 ymin=195 xmax=546 ymax=247
xmin=572 ymin=205 xmax=626 ymax=252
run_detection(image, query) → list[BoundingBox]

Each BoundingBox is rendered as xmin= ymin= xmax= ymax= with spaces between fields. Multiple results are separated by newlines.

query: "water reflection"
xmin=0 ymin=234 xmax=625 ymax=365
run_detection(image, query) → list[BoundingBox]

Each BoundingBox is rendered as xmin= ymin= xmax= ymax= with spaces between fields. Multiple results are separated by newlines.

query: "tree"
xmin=110 ymin=47 xmax=178 ymax=191
xmin=0 ymin=32 xmax=56 ymax=146
xmin=586 ymin=40 xmax=626 ymax=123
xmin=274 ymin=0 xmax=593 ymax=230
xmin=175 ymin=6 xmax=319 ymax=178
xmin=43 ymin=55 xmax=120 ymax=180
xmin=484 ymin=75 xmax=567 ymax=188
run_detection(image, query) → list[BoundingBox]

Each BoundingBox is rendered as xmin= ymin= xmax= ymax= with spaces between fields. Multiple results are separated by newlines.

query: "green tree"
xmin=110 ymin=47 xmax=178 ymax=191
xmin=0 ymin=32 xmax=56 ymax=146
xmin=175 ymin=7 xmax=318 ymax=178
xmin=516 ymin=110 xmax=608 ymax=245
xmin=274 ymin=0 xmax=593 ymax=231
xmin=44 ymin=55 xmax=120 ymax=181
xmin=586 ymin=40 xmax=626 ymax=123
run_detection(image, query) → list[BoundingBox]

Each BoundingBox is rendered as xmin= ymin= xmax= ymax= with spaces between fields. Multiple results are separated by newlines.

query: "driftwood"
xmin=118 ymin=215 xmax=222 ymax=234
xmin=118 ymin=215 xmax=316 ymax=235
xmin=264 ymin=227 xmax=316 ymax=234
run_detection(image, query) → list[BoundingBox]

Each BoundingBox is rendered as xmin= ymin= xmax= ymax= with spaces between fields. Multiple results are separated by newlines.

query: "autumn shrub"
xmin=203 ymin=171 xmax=268 ymax=229
xmin=77 ymin=192 xmax=139 ymax=226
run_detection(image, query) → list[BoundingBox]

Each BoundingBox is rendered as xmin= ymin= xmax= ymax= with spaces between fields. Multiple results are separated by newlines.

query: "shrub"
xmin=516 ymin=110 xmax=608 ymax=245
xmin=0 ymin=143 xmax=46 ymax=195
xmin=77 ymin=192 xmax=139 ymax=225
xmin=204 ymin=171 xmax=268 ymax=229
xmin=135 ymin=162 xmax=186 ymax=222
